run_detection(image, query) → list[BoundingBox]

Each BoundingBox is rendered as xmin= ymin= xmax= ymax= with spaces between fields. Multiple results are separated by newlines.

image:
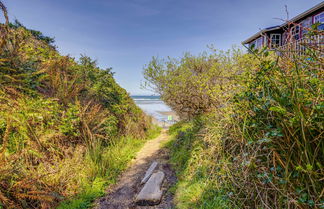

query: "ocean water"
xmin=131 ymin=95 xmax=172 ymax=121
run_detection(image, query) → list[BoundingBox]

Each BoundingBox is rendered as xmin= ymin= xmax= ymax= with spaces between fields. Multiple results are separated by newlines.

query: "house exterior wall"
xmin=245 ymin=5 xmax=324 ymax=49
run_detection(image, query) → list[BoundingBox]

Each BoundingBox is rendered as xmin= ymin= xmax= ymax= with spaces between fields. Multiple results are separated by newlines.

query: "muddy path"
xmin=95 ymin=130 xmax=176 ymax=209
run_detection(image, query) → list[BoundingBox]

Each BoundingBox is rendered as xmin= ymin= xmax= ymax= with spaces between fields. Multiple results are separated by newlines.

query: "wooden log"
xmin=141 ymin=161 xmax=158 ymax=185
xmin=136 ymin=171 xmax=165 ymax=206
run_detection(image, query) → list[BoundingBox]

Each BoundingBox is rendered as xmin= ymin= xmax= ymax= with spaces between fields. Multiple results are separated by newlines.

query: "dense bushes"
xmin=0 ymin=6 xmax=155 ymax=208
xmin=146 ymin=32 xmax=323 ymax=207
xmin=143 ymin=48 xmax=257 ymax=119
xmin=232 ymin=42 xmax=323 ymax=208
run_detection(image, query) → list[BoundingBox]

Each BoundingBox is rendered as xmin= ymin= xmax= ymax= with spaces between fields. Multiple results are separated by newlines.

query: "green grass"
xmin=57 ymin=125 xmax=161 ymax=209
xmin=165 ymin=120 xmax=231 ymax=209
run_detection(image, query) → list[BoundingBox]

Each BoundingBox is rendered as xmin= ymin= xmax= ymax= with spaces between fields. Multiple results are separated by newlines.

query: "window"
xmin=301 ymin=17 xmax=312 ymax=36
xmin=255 ymin=37 xmax=263 ymax=49
xmin=314 ymin=12 xmax=324 ymax=31
xmin=270 ymin=34 xmax=281 ymax=48
xmin=291 ymin=25 xmax=300 ymax=40
xmin=249 ymin=37 xmax=263 ymax=49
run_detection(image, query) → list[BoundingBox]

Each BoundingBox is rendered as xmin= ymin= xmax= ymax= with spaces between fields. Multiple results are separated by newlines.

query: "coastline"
xmin=132 ymin=96 xmax=179 ymax=128
xmin=152 ymin=110 xmax=179 ymax=128
xmin=157 ymin=111 xmax=179 ymax=121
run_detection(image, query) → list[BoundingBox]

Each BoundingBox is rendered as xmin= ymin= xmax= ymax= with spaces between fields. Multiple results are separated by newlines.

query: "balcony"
xmin=274 ymin=34 xmax=324 ymax=58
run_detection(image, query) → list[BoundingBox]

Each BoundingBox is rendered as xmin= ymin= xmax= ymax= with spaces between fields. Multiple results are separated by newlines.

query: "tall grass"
xmin=232 ymin=33 xmax=323 ymax=207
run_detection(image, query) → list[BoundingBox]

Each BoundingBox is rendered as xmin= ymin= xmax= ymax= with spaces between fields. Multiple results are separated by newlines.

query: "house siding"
xmin=244 ymin=3 xmax=324 ymax=49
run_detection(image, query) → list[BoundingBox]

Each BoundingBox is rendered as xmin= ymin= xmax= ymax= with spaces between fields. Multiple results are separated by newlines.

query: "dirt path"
xmin=95 ymin=130 xmax=176 ymax=209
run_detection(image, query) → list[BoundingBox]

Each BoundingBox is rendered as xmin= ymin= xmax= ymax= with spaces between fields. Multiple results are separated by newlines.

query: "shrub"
xmin=0 ymin=7 xmax=154 ymax=208
xmin=230 ymin=33 xmax=324 ymax=207
xmin=150 ymin=30 xmax=323 ymax=208
xmin=143 ymin=48 xmax=258 ymax=119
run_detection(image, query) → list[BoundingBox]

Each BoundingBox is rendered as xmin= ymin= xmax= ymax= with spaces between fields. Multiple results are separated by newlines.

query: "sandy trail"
xmin=95 ymin=130 xmax=176 ymax=209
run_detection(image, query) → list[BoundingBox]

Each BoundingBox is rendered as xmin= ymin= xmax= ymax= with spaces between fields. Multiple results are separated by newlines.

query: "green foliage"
xmin=166 ymin=119 xmax=231 ymax=209
xmin=143 ymin=48 xmax=258 ymax=119
xmin=0 ymin=9 xmax=154 ymax=208
xmin=232 ymin=40 xmax=324 ymax=207
xmin=59 ymin=103 xmax=81 ymax=136
xmin=57 ymin=126 xmax=160 ymax=208
xmin=57 ymin=177 xmax=107 ymax=209
xmin=148 ymin=31 xmax=323 ymax=208
xmin=58 ymin=138 xmax=147 ymax=208
xmin=9 ymin=19 xmax=55 ymax=46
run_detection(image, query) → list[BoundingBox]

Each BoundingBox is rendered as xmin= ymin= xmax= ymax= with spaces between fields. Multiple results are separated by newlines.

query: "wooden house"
xmin=242 ymin=2 xmax=324 ymax=50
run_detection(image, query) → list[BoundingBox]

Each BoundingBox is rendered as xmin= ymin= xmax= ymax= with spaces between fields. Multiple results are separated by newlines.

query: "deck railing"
xmin=275 ymin=34 xmax=324 ymax=58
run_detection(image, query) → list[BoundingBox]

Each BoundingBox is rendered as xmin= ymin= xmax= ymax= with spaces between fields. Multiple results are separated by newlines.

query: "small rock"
xmin=136 ymin=171 xmax=165 ymax=206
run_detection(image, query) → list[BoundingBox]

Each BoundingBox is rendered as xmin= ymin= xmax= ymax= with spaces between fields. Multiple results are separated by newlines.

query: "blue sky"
xmin=3 ymin=0 xmax=322 ymax=95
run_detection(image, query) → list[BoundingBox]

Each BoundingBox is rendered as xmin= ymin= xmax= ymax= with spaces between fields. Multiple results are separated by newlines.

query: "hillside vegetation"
xmin=144 ymin=31 xmax=323 ymax=208
xmin=0 ymin=4 xmax=159 ymax=208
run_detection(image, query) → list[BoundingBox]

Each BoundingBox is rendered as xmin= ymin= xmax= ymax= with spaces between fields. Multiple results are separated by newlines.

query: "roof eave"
xmin=242 ymin=32 xmax=262 ymax=44
xmin=281 ymin=2 xmax=324 ymax=27
xmin=242 ymin=2 xmax=324 ymax=45
xmin=242 ymin=26 xmax=281 ymax=44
